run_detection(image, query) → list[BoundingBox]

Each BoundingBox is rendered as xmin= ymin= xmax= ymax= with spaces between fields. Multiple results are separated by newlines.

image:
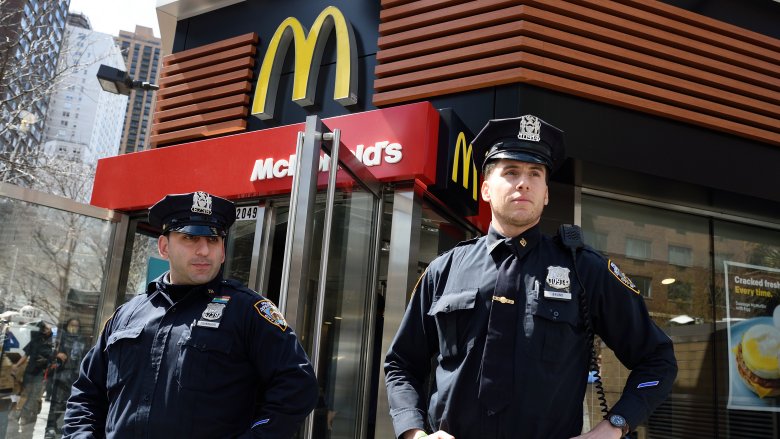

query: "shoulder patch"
xmin=409 ymin=267 xmax=429 ymax=300
xmin=254 ymin=299 xmax=288 ymax=331
xmin=608 ymin=259 xmax=640 ymax=294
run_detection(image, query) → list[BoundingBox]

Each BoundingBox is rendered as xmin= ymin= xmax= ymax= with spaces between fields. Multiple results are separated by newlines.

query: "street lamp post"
xmin=96 ymin=65 xmax=159 ymax=96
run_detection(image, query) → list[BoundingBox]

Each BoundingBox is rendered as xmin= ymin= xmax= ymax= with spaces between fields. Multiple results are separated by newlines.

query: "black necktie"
xmin=478 ymin=240 xmax=521 ymax=414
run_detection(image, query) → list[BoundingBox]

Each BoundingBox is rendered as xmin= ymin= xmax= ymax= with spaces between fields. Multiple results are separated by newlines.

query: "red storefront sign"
xmin=91 ymin=102 xmax=439 ymax=210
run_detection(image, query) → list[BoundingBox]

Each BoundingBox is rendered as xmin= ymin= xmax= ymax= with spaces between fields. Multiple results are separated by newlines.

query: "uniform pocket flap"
xmin=428 ymin=288 xmax=479 ymax=315
xmin=533 ymin=300 xmax=580 ymax=326
xmin=106 ymin=325 xmax=143 ymax=347
xmin=183 ymin=330 xmax=233 ymax=354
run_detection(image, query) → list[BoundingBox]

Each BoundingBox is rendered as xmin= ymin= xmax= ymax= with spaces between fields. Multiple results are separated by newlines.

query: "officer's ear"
xmin=481 ymin=178 xmax=492 ymax=202
xmin=158 ymin=234 xmax=170 ymax=260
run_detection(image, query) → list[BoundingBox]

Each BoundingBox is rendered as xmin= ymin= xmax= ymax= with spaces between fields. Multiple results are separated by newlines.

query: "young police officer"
xmin=384 ymin=116 xmax=677 ymax=439
xmin=63 ymin=191 xmax=318 ymax=439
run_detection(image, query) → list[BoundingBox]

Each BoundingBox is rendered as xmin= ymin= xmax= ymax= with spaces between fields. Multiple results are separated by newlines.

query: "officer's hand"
xmin=570 ymin=419 xmax=623 ymax=439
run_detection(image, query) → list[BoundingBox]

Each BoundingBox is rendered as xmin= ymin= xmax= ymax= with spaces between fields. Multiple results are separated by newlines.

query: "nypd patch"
xmin=608 ymin=260 xmax=640 ymax=294
xmin=254 ymin=299 xmax=287 ymax=331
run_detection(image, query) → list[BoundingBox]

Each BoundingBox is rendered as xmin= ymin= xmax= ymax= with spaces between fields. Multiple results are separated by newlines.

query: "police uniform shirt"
xmin=384 ymin=224 xmax=677 ymax=439
xmin=63 ymin=273 xmax=318 ymax=439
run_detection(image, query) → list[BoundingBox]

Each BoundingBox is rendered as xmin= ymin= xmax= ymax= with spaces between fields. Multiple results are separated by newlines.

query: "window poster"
xmin=725 ymin=261 xmax=780 ymax=412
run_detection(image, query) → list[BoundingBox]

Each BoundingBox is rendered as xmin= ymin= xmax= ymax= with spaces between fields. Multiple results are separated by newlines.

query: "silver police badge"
xmin=517 ymin=115 xmax=541 ymax=142
xmin=191 ymin=191 xmax=212 ymax=215
xmin=544 ymin=266 xmax=572 ymax=300
xmin=202 ymin=302 xmax=225 ymax=320
xmin=546 ymin=266 xmax=570 ymax=290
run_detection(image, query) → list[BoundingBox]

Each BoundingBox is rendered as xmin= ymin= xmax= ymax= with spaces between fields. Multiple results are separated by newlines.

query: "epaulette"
xmin=454 ymin=236 xmax=480 ymax=247
xmin=219 ymin=279 xmax=263 ymax=300
xmin=433 ymin=235 xmax=481 ymax=260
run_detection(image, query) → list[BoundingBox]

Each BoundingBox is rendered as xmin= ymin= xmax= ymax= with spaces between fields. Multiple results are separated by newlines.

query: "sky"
xmin=68 ymin=0 xmax=161 ymax=38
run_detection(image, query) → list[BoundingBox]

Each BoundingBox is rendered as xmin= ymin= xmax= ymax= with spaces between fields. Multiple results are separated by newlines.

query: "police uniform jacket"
xmin=63 ymin=273 xmax=318 ymax=439
xmin=384 ymin=224 xmax=677 ymax=439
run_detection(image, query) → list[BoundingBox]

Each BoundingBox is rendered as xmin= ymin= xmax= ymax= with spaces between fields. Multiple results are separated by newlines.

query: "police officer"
xmin=384 ymin=116 xmax=677 ymax=439
xmin=63 ymin=191 xmax=319 ymax=439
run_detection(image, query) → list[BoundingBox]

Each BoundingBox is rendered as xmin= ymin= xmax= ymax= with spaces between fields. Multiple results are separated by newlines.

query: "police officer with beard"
xmin=384 ymin=116 xmax=677 ymax=439
xmin=63 ymin=191 xmax=318 ymax=439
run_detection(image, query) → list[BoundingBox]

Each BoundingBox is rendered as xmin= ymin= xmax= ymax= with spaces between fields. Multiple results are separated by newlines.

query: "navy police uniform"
xmin=384 ymin=116 xmax=677 ymax=438
xmin=63 ymin=192 xmax=318 ymax=439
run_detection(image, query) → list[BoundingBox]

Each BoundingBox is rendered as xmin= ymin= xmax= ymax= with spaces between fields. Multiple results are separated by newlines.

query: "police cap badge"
xmin=149 ymin=191 xmax=236 ymax=237
xmin=471 ymin=114 xmax=566 ymax=174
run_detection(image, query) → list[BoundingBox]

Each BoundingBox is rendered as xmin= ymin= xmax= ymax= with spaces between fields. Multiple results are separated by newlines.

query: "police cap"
xmin=148 ymin=191 xmax=235 ymax=237
xmin=472 ymin=115 xmax=565 ymax=174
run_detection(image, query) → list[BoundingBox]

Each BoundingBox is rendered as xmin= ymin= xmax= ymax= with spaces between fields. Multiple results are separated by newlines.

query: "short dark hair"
xmin=483 ymin=161 xmax=497 ymax=179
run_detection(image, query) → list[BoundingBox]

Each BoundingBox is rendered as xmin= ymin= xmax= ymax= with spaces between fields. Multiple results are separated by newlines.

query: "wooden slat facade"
xmin=374 ymin=0 xmax=780 ymax=145
xmin=150 ymin=33 xmax=258 ymax=147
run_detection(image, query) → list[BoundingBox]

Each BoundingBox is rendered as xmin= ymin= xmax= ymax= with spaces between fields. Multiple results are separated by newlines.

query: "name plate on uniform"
xmin=543 ymin=290 xmax=572 ymax=301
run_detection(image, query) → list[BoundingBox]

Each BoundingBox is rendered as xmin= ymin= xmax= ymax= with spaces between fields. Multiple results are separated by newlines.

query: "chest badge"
xmin=543 ymin=266 xmax=572 ymax=301
xmin=202 ymin=303 xmax=225 ymax=320
xmin=196 ymin=302 xmax=226 ymax=328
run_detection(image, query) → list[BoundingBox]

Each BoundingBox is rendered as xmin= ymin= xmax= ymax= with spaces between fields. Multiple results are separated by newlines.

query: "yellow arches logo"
xmin=451 ymin=131 xmax=478 ymax=202
xmin=251 ymin=6 xmax=358 ymax=120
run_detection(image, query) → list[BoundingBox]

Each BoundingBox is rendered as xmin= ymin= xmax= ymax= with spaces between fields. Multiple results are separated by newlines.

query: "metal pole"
xmin=357 ymin=187 xmax=384 ymax=439
xmin=280 ymin=116 xmax=322 ymax=335
xmin=278 ymin=131 xmax=305 ymax=315
xmin=304 ymin=128 xmax=338 ymax=437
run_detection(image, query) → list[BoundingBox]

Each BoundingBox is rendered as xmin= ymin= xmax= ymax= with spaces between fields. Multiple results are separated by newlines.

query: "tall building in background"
xmin=0 ymin=0 xmax=70 ymax=185
xmin=115 ymin=25 xmax=161 ymax=154
xmin=43 ymin=12 xmax=128 ymax=166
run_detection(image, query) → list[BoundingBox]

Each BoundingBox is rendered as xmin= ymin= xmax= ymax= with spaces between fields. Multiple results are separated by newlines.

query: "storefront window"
xmin=581 ymin=194 xmax=780 ymax=438
xmin=581 ymin=194 xmax=713 ymax=437
xmin=124 ymin=222 xmax=159 ymax=300
xmin=0 ymin=196 xmax=110 ymax=437
xmin=714 ymin=220 xmax=780 ymax=438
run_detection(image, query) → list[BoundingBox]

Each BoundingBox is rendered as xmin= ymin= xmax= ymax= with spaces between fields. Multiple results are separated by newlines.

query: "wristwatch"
xmin=608 ymin=413 xmax=630 ymax=435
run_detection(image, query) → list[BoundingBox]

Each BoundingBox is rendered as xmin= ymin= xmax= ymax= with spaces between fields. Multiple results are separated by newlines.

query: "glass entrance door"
xmin=273 ymin=117 xmax=383 ymax=439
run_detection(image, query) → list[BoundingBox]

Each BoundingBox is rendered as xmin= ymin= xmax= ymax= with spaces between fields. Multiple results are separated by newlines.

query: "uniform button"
xmin=553 ymin=311 xmax=559 ymax=317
